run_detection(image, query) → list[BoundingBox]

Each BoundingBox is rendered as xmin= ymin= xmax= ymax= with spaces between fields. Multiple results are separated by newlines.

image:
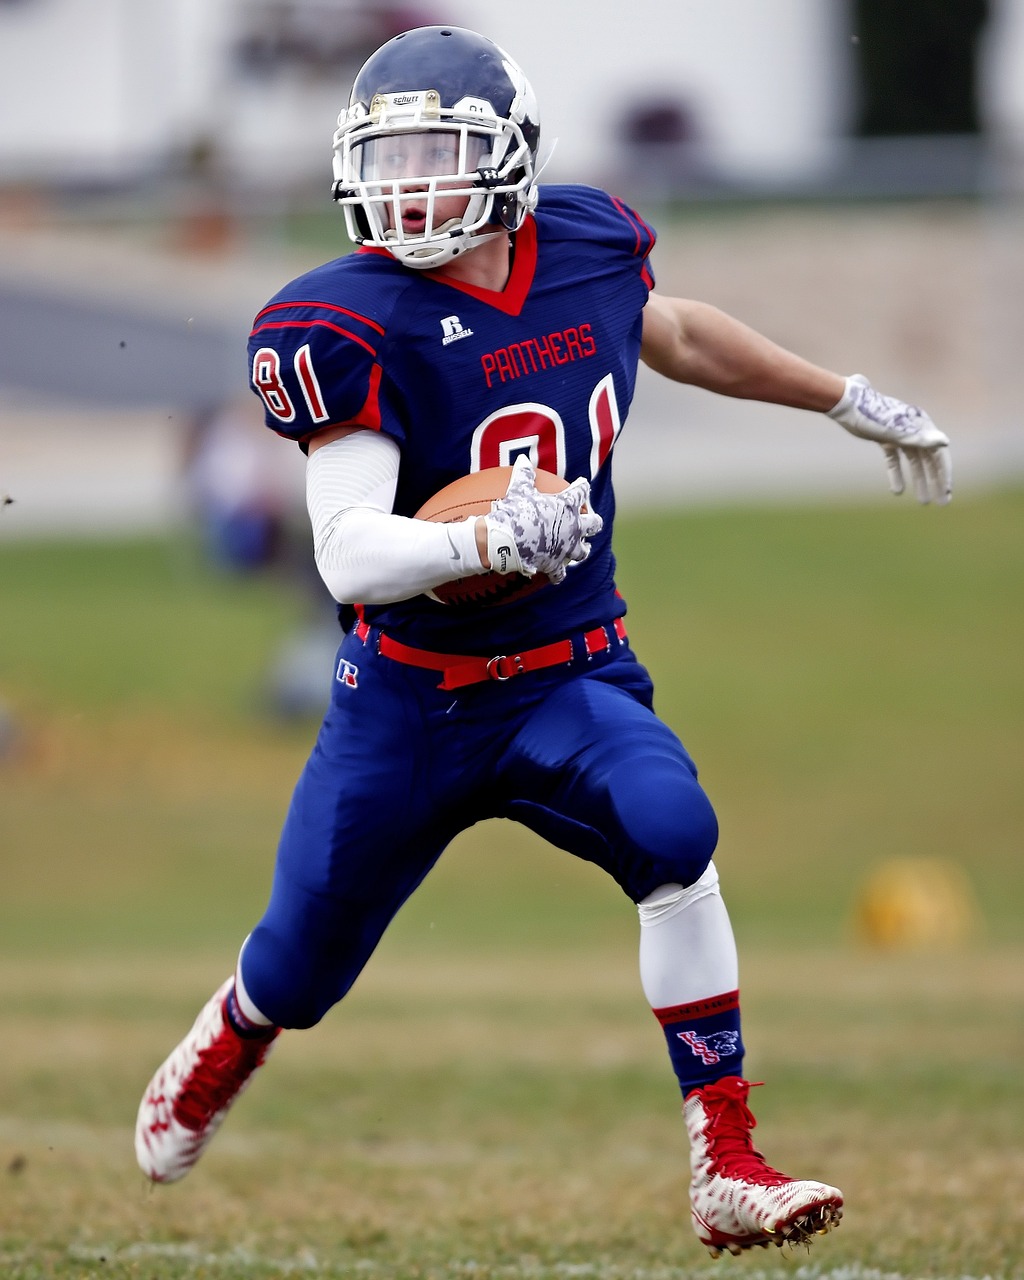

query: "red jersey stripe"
xmin=610 ymin=195 xmax=655 ymax=259
xmin=252 ymin=299 xmax=386 ymax=336
xmin=249 ymin=318 xmax=378 ymax=358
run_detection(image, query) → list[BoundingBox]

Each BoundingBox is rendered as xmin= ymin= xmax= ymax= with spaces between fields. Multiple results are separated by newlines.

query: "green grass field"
xmin=1 ymin=490 xmax=1022 ymax=1278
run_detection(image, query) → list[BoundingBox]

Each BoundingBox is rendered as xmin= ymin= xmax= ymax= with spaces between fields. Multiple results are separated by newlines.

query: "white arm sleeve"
xmin=306 ymin=429 xmax=486 ymax=605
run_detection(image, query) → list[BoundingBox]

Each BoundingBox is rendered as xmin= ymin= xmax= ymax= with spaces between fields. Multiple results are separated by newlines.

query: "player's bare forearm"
xmin=640 ymin=294 xmax=844 ymax=412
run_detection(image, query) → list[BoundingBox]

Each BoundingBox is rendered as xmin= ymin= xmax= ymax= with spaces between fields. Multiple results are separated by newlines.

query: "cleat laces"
xmin=699 ymin=1077 xmax=791 ymax=1187
xmin=172 ymin=1014 xmax=275 ymax=1131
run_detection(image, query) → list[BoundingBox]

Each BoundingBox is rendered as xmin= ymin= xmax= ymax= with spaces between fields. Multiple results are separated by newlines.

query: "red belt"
xmin=355 ymin=617 xmax=626 ymax=691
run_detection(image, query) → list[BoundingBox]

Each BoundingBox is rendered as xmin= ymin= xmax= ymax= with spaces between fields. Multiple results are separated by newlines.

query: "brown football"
xmin=415 ymin=465 xmax=568 ymax=606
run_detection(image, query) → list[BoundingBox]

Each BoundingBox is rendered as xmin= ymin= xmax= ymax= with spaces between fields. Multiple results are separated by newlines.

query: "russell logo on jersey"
xmin=441 ymin=315 xmax=475 ymax=345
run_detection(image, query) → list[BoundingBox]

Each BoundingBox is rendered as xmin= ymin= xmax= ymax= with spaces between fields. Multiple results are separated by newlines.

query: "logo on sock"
xmin=677 ymin=1029 xmax=740 ymax=1066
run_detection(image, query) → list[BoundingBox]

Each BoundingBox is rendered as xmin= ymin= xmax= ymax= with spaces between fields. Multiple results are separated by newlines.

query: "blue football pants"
xmin=241 ymin=623 xmax=720 ymax=1028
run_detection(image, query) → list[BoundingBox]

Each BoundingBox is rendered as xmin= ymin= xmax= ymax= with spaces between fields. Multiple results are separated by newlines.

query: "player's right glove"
xmin=485 ymin=454 xmax=603 ymax=583
xmin=827 ymin=373 xmax=952 ymax=504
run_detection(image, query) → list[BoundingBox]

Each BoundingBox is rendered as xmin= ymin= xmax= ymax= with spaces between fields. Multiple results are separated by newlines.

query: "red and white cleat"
xmin=684 ymin=1075 xmax=843 ymax=1258
xmin=135 ymin=977 xmax=278 ymax=1183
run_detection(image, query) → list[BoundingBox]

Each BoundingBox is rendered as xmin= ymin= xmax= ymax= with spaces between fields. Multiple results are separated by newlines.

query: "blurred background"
xmin=1 ymin=10 xmax=1022 ymax=1272
xmin=1 ymin=0 xmax=1023 ymax=541
xmin=0 ymin=1 xmax=1021 ymax=886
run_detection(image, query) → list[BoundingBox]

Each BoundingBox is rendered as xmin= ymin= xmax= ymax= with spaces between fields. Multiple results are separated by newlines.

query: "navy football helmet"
xmin=331 ymin=26 xmax=541 ymax=268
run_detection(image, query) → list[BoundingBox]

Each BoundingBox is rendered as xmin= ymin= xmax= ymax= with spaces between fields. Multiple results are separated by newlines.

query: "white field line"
xmin=46 ymin=1244 xmax=1014 ymax=1280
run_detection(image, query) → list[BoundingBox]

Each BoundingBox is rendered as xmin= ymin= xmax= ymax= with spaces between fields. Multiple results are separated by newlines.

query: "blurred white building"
xmin=1 ymin=0 xmax=1022 ymax=193
xmin=2 ymin=1 xmax=1022 ymax=533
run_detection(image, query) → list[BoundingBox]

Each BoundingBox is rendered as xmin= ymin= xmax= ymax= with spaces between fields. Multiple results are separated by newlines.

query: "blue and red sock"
xmin=653 ymin=989 xmax=745 ymax=1096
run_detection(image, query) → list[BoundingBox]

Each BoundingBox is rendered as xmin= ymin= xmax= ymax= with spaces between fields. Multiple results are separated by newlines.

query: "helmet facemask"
xmin=332 ymin=88 xmax=537 ymax=269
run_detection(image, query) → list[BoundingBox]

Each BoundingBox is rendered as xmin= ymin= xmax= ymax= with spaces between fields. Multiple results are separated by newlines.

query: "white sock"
xmin=638 ymin=863 xmax=739 ymax=1008
xmin=234 ymin=937 xmax=274 ymax=1027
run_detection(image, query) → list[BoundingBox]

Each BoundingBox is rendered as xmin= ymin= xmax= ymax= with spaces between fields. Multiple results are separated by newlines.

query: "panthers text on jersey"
xmin=247 ymin=184 xmax=656 ymax=653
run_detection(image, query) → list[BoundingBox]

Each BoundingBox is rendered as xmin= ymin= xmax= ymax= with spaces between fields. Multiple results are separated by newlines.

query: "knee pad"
xmin=613 ymin=761 xmax=719 ymax=895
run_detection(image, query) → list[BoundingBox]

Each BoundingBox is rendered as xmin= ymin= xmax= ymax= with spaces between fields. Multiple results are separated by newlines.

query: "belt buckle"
xmin=486 ymin=653 xmax=525 ymax=681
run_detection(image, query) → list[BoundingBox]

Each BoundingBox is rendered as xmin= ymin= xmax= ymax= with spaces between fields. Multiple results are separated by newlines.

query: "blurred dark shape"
xmin=622 ymin=100 xmax=699 ymax=148
xmin=180 ymin=395 xmax=297 ymax=573
xmin=614 ymin=94 xmax=723 ymax=201
xmin=179 ymin=395 xmax=342 ymax=719
xmin=0 ymin=286 xmax=234 ymax=409
xmin=263 ymin=616 xmax=344 ymax=719
xmin=852 ymin=0 xmax=990 ymax=136
xmin=165 ymin=133 xmax=239 ymax=256
xmin=233 ymin=0 xmax=446 ymax=81
xmin=0 ymin=700 xmax=20 ymax=763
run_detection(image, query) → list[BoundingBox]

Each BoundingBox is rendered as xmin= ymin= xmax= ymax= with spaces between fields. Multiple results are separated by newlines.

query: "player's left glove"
xmin=827 ymin=373 xmax=952 ymax=505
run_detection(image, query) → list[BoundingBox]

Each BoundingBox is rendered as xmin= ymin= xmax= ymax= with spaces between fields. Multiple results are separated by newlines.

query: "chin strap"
xmin=384 ymin=223 xmax=506 ymax=268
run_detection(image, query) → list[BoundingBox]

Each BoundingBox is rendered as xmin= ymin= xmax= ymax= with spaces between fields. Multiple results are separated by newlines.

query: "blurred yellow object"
xmin=854 ymin=857 xmax=981 ymax=949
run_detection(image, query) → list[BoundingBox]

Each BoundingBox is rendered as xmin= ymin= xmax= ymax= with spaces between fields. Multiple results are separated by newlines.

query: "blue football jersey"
xmin=247 ymin=184 xmax=656 ymax=652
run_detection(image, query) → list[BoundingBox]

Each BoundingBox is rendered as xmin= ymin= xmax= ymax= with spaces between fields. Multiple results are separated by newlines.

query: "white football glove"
xmin=827 ymin=374 xmax=952 ymax=505
xmin=484 ymin=455 xmax=603 ymax=584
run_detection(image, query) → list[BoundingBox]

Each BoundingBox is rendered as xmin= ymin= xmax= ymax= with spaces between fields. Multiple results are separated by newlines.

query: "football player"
xmin=135 ymin=25 xmax=951 ymax=1258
